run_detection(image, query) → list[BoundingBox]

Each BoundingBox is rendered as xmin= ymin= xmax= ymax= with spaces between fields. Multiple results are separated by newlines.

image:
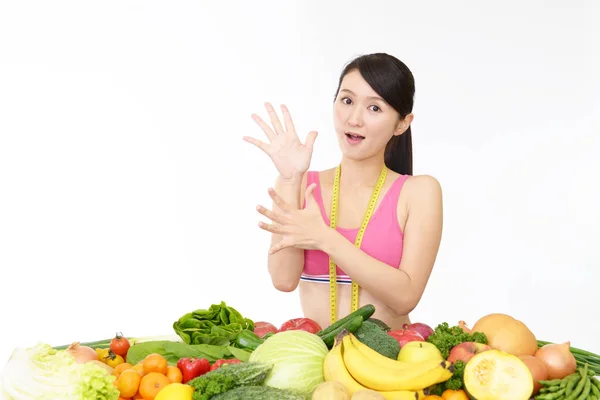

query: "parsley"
xmin=426 ymin=322 xmax=488 ymax=359
xmin=425 ymin=322 xmax=488 ymax=393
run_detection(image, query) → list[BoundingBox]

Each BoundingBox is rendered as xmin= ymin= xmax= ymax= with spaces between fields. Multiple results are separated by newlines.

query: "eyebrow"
xmin=339 ymin=88 xmax=384 ymax=102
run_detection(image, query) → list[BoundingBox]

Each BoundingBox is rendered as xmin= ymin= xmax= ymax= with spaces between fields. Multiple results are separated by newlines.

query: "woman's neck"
xmin=338 ymin=155 xmax=387 ymax=188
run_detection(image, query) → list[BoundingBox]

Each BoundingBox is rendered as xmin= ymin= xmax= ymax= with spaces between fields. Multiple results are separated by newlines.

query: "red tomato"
xmin=279 ymin=318 xmax=322 ymax=334
xmin=253 ymin=321 xmax=278 ymax=338
xmin=109 ymin=334 xmax=131 ymax=358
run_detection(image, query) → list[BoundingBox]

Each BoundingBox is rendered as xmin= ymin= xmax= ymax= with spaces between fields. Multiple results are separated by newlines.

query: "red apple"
xmin=279 ymin=318 xmax=322 ymax=334
xmin=447 ymin=341 xmax=493 ymax=363
xmin=388 ymin=329 xmax=425 ymax=347
xmin=253 ymin=321 xmax=278 ymax=338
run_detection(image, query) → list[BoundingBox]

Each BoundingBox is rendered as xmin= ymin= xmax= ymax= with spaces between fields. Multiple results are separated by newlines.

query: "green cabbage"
xmin=248 ymin=330 xmax=328 ymax=396
xmin=1 ymin=343 xmax=120 ymax=400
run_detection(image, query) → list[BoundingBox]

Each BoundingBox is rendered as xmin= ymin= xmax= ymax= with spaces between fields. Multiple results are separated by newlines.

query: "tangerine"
xmin=116 ymin=369 xmax=142 ymax=398
xmin=166 ymin=366 xmax=183 ymax=383
xmin=142 ymin=354 xmax=168 ymax=375
xmin=139 ymin=372 xmax=171 ymax=400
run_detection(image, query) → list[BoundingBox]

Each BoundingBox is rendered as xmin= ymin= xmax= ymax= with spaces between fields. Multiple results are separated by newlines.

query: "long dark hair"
xmin=334 ymin=53 xmax=415 ymax=175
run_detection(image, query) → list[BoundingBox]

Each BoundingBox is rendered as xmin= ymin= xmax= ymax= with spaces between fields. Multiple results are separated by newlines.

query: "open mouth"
xmin=345 ymin=132 xmax=365 ymax=141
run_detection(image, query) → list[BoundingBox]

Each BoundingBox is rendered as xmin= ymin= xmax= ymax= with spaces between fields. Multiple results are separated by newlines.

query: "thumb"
xmin=304 ymin=183 xmax=317 ymax=207
xmin=304 ymin=131 xmax=318 ymax=153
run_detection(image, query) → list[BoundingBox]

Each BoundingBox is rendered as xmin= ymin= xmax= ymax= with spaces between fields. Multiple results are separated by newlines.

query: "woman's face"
xmin=333 ymin=69 xmax=406 ymax=161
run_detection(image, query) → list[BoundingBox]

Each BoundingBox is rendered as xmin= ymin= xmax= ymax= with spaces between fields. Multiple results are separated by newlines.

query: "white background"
xmin=1 ymin=0 xmax=599 ymax=370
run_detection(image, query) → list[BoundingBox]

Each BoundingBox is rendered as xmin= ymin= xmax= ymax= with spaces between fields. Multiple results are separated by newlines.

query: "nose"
xmin=348 ymin=106 xmax=364 ymax=127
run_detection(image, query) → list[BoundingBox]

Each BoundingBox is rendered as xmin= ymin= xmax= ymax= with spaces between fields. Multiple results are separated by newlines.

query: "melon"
xmin=463 ymin=349 xmax=534 ymax=400
xmin=471 ymin=313 xmax=538 ymax=356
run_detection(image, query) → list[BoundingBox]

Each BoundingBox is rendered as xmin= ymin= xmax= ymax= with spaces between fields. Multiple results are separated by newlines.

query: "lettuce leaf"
xmin=172 ymin=301 xmax=254 ymax=346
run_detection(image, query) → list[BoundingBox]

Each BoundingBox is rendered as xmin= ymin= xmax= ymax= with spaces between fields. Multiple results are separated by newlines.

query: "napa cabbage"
xmin=0 ymin=343 xmax=120 ymax=400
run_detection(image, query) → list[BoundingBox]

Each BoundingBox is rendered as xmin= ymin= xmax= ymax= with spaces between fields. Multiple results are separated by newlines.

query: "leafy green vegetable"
xmin=1 ymin=343 xmax=120 ymax=399
xmin=126 ymin=340 xmax=240 ymax=365
xmin=173 ymin=301 xmax=255 ymax=346
xmin=188 ymin=362 xmax=273 ymax=400
xmin=248 ymin=330 xmax=329 ymax=396
xmin=426 ymin=322 xmax=488 ymax=359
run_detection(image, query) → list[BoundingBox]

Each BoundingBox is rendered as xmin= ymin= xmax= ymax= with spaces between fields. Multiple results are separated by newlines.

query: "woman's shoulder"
xmin=400 ymin=174 xmax=443 ymax=209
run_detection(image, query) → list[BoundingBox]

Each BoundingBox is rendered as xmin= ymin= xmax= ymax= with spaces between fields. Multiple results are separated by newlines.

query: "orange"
xmin=132 ymin=363 xmax=146 ymax=377
xmin=166 ymin=366 xmax=183 ymax=383
xmin=442 ymin=390 xmax=469 ymax=400
xmin=142 ymin=354 xmax=168 ymax=375
xmin=133 ymin=393 xmax=144 ymax=399
xmin=139 ymin=372 xmax=171 ymax=400
xmin=117 ymin=369 xmax=142 ymax=398
xmin=113 ymin=363 xmax=134 ymax=378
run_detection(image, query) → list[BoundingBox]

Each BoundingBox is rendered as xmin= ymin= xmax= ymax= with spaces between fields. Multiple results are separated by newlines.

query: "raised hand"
xmin=256 ymin=183 xmax=330 ymax=254
xmin=243 ymin=103 xmax=318 ymax=181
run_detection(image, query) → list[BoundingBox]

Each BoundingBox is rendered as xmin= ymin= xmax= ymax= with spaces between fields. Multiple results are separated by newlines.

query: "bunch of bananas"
xmin=323 ymin=331 xmax=454 ymax=400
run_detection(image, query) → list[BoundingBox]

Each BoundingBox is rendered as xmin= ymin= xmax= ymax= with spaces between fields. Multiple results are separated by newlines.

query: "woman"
xmin=243 ymin=53 xmax=443 ymax=330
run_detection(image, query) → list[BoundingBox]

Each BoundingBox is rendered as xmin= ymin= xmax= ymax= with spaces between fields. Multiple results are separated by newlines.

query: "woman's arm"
xmin=318 ymin=175 xmax=443 ymax=315
xmin=266 ymin=173 xmax=308 ymax=292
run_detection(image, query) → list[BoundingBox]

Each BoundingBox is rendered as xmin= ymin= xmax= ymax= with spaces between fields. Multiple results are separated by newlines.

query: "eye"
xmin=341 ymin=97 xmax=352 ymax=105
xmin=369 ymin=105 xmax=382 ymax=112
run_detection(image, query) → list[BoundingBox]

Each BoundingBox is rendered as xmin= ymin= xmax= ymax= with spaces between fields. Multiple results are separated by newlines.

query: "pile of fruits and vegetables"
xmin=1 ymin=301 xmax=599 ymax=400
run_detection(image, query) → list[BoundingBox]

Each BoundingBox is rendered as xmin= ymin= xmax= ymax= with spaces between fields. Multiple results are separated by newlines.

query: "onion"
xmin=458 ymin=320 xmax=472 ymax=333
xmin=66 ymin=342 xmax=98 ymax=364
xmin=401 ymin=323 xmax=434 ymax=340
xmin=534 ymin=341 xmax=577 ymax=380
xmin=519 ymin=355 xmax=548 ymax=394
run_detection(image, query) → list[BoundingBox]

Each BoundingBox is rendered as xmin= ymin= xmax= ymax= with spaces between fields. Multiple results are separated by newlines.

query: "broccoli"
xmin=354 ymin=320 xmax=400 ymax=359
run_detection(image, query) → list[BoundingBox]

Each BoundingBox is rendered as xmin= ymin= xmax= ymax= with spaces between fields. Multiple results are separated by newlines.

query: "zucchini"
xmin=320 ymin=315 xmax=364 ymax=349
xmin=211 ymin=385 xmax=306 ymax=400
xmin=316 ymin=304 xmax=376 ymax=338
xmin=235 ymin=330 xmax=264 ymax=351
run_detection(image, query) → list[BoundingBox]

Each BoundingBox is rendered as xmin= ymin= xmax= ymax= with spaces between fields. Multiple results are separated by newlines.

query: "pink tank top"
xmin=300 ymin=170 xmax=408 ymax=285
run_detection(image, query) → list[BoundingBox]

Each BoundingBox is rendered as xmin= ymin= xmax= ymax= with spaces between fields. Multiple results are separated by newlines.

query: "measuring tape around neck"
xmin=328 ymin=164 xmax=388 ymax=324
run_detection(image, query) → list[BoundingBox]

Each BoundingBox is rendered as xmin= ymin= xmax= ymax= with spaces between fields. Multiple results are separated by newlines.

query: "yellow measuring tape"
xmin=328 ymin=164 xmax=388 ymax=324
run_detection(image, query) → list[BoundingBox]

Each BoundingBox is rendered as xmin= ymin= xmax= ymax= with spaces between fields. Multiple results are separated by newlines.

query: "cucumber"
xmin=316 ymin=304 xmax=376 ymax=338
xmin=320 ymin=315 xmax=364 ymax=349
xmin=211 ymin=385 xmax=306 ymax=400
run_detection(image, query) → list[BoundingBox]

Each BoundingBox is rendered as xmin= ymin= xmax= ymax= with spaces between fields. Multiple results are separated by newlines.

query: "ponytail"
xmin=384 ymin=126 xmax=413 ymax=176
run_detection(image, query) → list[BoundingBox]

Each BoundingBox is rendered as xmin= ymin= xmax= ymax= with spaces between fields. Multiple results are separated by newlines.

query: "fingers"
xmin=269 ymin=240 xmax=292 ymax=255
xmin=250 ymin=113 xmax=277 ymax=141
xmin=258 ymin=221 xmax=283 ymax=234
xmin=304 ymin=130 xmax=318 ymax=152
xmin=265 ymin=102 xmax=285 ymax=135
xmin=242 ymin=136 xmax=270 ymax=153
xmin=268 ymin=187 xmax=291 ymax=211
xmin=280 ymin=104 xmax=297 ymax=136
xmin=256 ymin=204 xmax=285 ymax=224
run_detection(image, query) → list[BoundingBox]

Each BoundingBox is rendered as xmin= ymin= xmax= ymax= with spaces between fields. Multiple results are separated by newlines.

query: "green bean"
xmin=575 ymin=378 xmax=591 ymax=400
xmin=565 ymin=364 xmax=588 ymax=400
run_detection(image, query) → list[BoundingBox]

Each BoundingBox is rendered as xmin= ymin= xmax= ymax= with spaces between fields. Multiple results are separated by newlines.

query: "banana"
xmin=378 ymin=389 xmax=428 ymax=400
xmin=397 ymin=341 xmax=444 ymax=363
xmin=342 ymin=333 xmax=454 ymax=391
xmin=348 ymin=333 xmax=439 ymax=372
xmin=323 ymin=334 xmax=371 ymax=395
